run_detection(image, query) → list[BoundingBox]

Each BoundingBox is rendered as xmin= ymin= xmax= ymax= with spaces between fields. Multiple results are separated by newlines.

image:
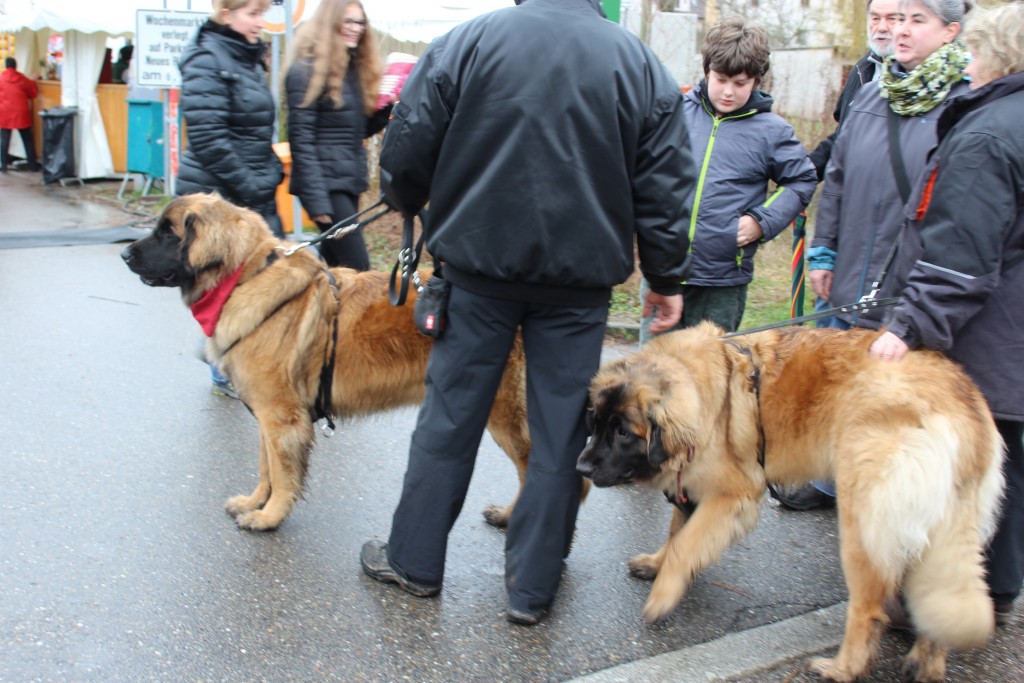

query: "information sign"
xmin=134 ymin=10 xmax=206 ymax=89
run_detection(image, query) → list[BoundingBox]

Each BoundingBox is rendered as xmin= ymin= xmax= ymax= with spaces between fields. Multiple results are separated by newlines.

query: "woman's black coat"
xmin=177 ymin=20 xmax=283 ymax=217
xmin=284 ymin=57 xmax=390 ymax=219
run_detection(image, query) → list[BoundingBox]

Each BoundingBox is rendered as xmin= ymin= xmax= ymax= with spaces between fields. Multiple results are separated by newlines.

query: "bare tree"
xmin=634 ymin=0 xmax=680 ymax=45
xmin=714 ymin=0 xmax=816 ymax=48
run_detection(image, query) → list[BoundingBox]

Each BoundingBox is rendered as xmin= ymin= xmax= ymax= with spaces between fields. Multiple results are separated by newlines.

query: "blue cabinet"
xmin=126 ymin=100 xmax=164 ymax=178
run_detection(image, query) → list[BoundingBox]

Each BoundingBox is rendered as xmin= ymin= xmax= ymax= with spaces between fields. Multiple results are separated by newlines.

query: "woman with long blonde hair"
xmin=284 ymin=0 xmax=392 ymax=269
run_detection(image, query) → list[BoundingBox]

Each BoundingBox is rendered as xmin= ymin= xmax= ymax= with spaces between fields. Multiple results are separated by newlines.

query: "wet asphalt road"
xmin=1 ymin=172 xmax=1021 ymax=682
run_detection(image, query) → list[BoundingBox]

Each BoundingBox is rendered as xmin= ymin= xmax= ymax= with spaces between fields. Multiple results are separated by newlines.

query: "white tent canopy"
xmin=0 ymin=0 xmax=135 ymax=35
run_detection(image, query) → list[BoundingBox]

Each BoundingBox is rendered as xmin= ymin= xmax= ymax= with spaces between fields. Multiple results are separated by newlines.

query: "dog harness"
xmin=664 ymin=448 xmax=697 ymax=516
xmin=204 ymin=252 xmax=341 ymax=433
xmin=313 ymin=270 xmax=340 ymax=435
xmin=723 ymin=340 xmax=785 ymax=503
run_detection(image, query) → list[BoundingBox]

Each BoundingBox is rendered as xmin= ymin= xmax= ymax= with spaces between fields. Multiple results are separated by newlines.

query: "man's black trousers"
xmin=387 ymin=284 xmax=608 ymax=612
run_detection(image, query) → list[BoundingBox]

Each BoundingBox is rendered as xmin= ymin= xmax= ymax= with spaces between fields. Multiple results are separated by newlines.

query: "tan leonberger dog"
xmin=121 ymin=193 xmax=543 ymax=532
xmin=577 ymin=322 xmax=1005 ymax=682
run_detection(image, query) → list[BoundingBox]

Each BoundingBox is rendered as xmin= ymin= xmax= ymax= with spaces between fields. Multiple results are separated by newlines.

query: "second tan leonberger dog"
xmin=577 ymin=322 xmax=1005 ymax=682
xmin=121 ymin=193 xmax=548 ymax=532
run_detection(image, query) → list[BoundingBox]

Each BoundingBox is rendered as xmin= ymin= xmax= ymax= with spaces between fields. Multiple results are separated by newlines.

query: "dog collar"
xmin=190 ymin=263 xmax=246 ymax=336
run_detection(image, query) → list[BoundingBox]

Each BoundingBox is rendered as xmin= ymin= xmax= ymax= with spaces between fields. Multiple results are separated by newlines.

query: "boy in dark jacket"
xmin=640 ymin=16 xmax=816 ymax=342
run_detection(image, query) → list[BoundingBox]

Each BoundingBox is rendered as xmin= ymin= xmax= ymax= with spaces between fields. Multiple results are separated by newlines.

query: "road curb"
xmin=569 ymin=602 xmax=847 ymax=682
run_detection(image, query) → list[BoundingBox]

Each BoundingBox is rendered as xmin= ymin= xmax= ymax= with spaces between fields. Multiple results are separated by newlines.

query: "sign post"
xmin=134 ymin=9 xmax=206 ymax=198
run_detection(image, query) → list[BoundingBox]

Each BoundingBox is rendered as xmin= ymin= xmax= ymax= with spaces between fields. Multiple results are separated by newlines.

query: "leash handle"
xmin=722 ymin=297 xmax=901 ymax=338
xmin=389 ymin=213 xmax=426 ymax=306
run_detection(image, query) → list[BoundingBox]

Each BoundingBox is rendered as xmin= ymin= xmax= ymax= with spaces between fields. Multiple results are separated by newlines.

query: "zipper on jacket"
xmin=690 ymin=100 xmax=758 ymax=271
xmin=764 ymin=185 xmax=785 ymax=208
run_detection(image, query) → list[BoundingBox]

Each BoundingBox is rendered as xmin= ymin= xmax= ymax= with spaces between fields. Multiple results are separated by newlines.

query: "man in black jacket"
xmin=361 ymin=0 xmax=696 ymax=626
xmin=807 ymin=0 xmax=899 ymax=179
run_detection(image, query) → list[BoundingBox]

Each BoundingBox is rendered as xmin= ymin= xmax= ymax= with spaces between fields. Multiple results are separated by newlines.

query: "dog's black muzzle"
xmin=121 ymin=238 xmax=190 ymax=288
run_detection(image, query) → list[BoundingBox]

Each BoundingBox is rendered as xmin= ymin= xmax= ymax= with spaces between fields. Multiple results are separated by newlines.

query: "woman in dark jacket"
xmin=284 ymin=0 xmax=391 ymax=269
xmin=775 ymin=0 xmax=972 ymax=512
xmin=870 ymin=1 xmax=1024 ymax=626
xmin=178 ymin=0 xmax=283 ymax=397
xmin=177 ymin=0 xmax=284 ymax=239
xmin=810 ymin=0 xmax=970 ymax=329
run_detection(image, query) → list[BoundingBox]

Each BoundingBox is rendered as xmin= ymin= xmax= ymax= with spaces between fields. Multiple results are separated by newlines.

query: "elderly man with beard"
xmin=808 ymin=0 xmax=901 ymax=178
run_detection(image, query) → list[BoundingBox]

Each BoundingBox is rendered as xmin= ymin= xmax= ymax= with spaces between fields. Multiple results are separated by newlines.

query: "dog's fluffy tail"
xmin=857 ymin=415 xmax=1003 ymax=649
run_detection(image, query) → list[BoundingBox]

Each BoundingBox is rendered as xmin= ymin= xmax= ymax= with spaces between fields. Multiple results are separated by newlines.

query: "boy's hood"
xmin=691 ymin=79 xmax=774 ymax=117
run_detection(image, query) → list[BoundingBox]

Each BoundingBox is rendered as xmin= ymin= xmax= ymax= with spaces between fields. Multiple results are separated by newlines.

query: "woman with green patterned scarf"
xmin=780 ymin=0 xmax=970 ymax=511
xmin=808 ymin=0 xmax=970 ymax=332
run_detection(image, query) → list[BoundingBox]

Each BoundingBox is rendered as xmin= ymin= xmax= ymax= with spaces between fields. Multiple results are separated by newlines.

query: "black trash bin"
xmin=40 ymin=106 xmax=78 ymax=185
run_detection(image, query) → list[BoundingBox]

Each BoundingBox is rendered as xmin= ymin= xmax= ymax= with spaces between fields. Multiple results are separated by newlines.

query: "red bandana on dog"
xmin=190 ymin=263 xmax=245 ymax=337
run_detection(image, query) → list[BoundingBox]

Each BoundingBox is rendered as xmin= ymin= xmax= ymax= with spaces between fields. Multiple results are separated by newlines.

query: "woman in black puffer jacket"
xmin=178 ymin=0 xmax=283 ymax=398
xmin=177 ymin=0 xmax=284 ymax=238
xmin=283 ymin=0 xmax=392 ymax=269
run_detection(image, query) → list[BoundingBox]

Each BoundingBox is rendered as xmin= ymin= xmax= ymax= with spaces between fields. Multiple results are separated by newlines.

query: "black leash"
xmin=388 ymin=210 xmax=429 ymax=306
xmin=280 ymin=199 xmax=392 ymax=257
xmin=722 ymin=297 xmax=900 ymax=338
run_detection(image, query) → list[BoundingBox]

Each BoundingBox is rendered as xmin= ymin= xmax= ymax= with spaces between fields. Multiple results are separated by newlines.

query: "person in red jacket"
xmin=0 ymin=57 xmax=40 ymax=172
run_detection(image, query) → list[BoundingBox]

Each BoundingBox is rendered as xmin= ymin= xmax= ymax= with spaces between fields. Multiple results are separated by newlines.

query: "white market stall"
xmin=0 ymin=0 xmax=155 ymax=179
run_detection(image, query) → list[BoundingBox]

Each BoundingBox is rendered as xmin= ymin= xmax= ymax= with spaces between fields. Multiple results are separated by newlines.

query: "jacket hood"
xmin=180 ymin=19 xmax=266 ymax=71
xmin=692 ymin=79 xmax=773 ymax=117
xmin=937 ymin=70 xmax=1024 ymax=140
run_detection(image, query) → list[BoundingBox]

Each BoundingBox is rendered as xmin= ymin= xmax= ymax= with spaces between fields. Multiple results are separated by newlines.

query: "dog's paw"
xmin=900 ymin=642 xmax=947 ymax=683
xmin=808 ymin=656 xmax=858 ymax=682
xmin=641 ymin=594 xmax=677 ymax=624
xmin=234 ymin=509 xmax=282 ymax=532
xmin=482 ymin=504 xmax=510 ymax=528
xmin=628 ymin=553 xmax=659 ymax=581
xmin=225 ymin=495 xmax=263 ymax=518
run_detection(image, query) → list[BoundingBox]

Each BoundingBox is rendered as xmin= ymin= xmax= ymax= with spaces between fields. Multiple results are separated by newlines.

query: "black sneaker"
xmin=360 ymin=540 xmax=441 ymax=598
xmin=507 ymin=605 xmax=548 ymax=626
xmin=770 ymin=483 xmax=836 ymax=511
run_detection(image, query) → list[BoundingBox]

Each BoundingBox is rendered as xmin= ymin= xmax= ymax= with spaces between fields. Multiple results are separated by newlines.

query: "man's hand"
xmin=809 ymin=269 xmax=833 ymax=301
xmin=737 ymin=215 xmax=763 ymax=247
xmin=869 ymin=330 xmax=910 ymax=362
xmin=643 ymin=291 xmax=683 ymax=334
